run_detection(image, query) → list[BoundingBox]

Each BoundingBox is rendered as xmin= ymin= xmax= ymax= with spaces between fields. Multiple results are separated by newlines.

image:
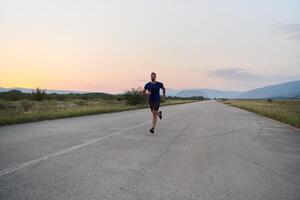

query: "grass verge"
xmin=0 ymin=99 xmax=198 ymax=126
xmin=223 ymin=99 xmax=300 ymax=128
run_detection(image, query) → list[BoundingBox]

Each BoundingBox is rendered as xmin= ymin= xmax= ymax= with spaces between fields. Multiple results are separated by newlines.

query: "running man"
xmin=142 ymin=72 xmax=166 ymax=134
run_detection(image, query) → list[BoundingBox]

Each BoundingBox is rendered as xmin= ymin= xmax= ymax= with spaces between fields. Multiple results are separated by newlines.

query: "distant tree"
xmin=32 ymin=88 xmax=47 ymax=101
xmin=267 ymin=98 xmax=273 ymax=102
xmin=0 ymin=90 xmax=25 ymax=101
xmin=124 ymin=88 xmax=147 ymax=106
xmin=191 ymin=96 xmax=205 ymax=101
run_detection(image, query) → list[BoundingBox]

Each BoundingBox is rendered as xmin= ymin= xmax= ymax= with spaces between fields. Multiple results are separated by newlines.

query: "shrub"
xmin=267 ymin=98 xmax=273 ymax=102
xmin=32 ymin=88 xmax=47 ymax=101
xmin=124 ymin=88 xmax=147 ymax=106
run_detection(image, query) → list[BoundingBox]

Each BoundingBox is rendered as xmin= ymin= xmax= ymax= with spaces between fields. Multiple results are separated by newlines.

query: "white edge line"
xmin=0 ymin=121 xmax=150 ymax=177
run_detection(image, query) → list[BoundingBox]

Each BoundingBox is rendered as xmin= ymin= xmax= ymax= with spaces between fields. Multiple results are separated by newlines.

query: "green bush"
xmin=124 ymin=88 xmax=147 ymax=106
xmin=32 ymin=88 xmax=47 ymax=101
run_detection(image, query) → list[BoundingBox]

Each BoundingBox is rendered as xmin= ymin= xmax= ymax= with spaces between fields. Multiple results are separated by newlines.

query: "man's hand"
xmin=141 ymin=88 xmax=151 ymax=96
xmin=141 ymin=89 xmax=146 ymax=96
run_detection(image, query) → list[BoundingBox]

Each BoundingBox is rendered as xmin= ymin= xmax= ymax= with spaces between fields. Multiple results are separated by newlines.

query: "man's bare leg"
xmin=149 ymin=110 xmax=158 ymax=134
xmin=152 ymin=110 xmax=158 ymax=128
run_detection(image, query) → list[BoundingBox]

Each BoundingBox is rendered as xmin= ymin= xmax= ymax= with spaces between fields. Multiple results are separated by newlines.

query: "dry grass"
xmin=223 ymin=99 xmax=300 ymax=128
xmin=0 ymin=99 xmax=197 ymax=126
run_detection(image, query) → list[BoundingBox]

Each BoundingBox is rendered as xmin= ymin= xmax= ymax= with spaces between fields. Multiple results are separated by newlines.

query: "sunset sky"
xmin=1 ymin=0 xmax=300 ymax=93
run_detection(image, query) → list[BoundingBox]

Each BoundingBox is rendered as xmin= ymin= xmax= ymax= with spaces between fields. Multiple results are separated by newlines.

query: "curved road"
xmin=0 ymin=101 xmax=299 ymax=199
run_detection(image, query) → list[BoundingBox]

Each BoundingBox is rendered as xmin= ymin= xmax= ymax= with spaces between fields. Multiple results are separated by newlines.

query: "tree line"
xmin=0 ymin=88 xmax=206 ymax=105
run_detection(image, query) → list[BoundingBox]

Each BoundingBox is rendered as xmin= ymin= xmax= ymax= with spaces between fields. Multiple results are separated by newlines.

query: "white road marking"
xmin=0 ymin=121 xmax=150 ymax=177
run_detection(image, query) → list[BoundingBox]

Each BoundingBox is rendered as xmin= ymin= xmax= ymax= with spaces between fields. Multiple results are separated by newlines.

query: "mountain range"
xmin=168 ymin=80 xmax=300 ymax=99
xmin=166 ymin=88 xmax=242 ymax=99
xmin=1 ymin=80 xmax=300 ymax=99
xmin=236 ymin=80 xmax=300 ymax=99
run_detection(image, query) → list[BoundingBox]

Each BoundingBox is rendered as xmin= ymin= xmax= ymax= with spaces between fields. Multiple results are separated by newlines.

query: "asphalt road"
xmin=0 ymin=100 xmax=299 ymax=200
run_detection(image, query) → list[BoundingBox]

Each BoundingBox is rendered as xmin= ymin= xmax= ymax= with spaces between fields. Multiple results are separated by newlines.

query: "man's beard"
xmin=151 ymin=78 xmax=155 ymax=81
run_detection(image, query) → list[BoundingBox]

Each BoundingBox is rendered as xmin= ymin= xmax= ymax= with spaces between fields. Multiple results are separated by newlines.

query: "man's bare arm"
xmin=141 ymin=88 xmax=147 ymax=96
xmin=162 ymin=86 xmax=166 ymax=97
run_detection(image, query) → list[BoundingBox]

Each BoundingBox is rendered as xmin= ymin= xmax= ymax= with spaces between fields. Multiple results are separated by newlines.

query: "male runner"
xmin=142 ymin=72 xmax=166 ymax=134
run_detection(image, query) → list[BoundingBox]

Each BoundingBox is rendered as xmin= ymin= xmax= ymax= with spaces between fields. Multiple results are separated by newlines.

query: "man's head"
xmin=151 ymin=72 xmax=156 ymax=81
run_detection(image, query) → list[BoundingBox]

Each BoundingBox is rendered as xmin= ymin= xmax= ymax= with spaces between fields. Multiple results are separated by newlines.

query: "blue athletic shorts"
xmin=149 ymin=100 xmax=160 ymax=111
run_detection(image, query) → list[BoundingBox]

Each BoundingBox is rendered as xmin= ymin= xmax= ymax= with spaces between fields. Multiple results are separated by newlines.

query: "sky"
xmin=1 ymin=0 xmax=300 ymax=93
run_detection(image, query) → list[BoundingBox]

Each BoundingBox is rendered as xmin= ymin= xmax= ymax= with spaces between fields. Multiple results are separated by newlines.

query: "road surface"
xmin=0 ymin=101 xmax=299 ymax=200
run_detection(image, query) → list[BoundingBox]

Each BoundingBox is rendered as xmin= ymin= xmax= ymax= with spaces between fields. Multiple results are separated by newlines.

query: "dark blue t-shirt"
xmin=144 ymin=81 xmax=164 ymax=102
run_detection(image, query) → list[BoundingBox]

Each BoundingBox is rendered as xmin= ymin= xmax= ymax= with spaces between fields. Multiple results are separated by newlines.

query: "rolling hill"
xmin=237 ymin=80 xmax=300 ymax=99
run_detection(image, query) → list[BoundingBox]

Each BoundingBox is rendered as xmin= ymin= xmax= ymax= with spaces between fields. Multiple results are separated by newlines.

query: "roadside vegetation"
xmin=0 ymin=88 xmax=205 ymax=126
xmin=223 ymin=99 xmax=300 ymax=128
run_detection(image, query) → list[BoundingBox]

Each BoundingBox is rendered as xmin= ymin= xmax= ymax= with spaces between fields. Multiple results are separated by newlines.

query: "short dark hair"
xmin=151 ymin=72 xmax=156 ymax=75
